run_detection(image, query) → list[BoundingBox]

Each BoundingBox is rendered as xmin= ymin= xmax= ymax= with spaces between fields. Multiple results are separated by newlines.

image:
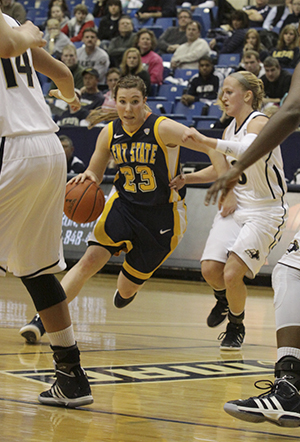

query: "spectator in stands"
xmin=0 ymin=0 xmax=26 ymax=23
xmin=263 ymin=0 xmax=292 ymax=31
xmin=44 ymin=18 xmax=71 ymax=59
xmin=243 ymin=0 xmax=271 ymax=28
xmin=188 ymin=0 xmax=215 ymax=12
xmin=238 ymin=49 xmax=265 ymax=78
xmin=209 ymin=10 xmax=249 ymax=55
xmin=107 ymin=15 xmax=136 ymax=67
xmin=134 ymin=29 xmax=164 ymax=85
xmin=270 ymin=24 xmax=300 ymax=69
xmin=80 ymin=68 xmax=105 ymax=110
xmin=97 ymin=0 xmax=122 ymax=49
xmin=261 ymin=55 xmax=292 ymax=109
xmin=136 ymin=0 xmax=177 ymax=21
xmin=102 ymin=68 xmax=120 ymax=109
xmin=157 ymin=9 xmax=192 ymax=55
xmin=93 ymin=0 xmax=109 ymax=18
xmin=61 ymin=4 xmax=95 ymax=43
xmin=180 ymin=55 xmax=219 ymax=107
xmin=120 ymin=47 xmax=151 ymax=95
xmin=47 ymin=0 xmax=70 ymax=20
xmin=243 ymin=28 xmax=269 ymax=62
xmin=47 ymin=44 xmax=85 ymax=109
xmin=77 ymin=28 xmax=110 ymax=84
xmin=49 ymin=4 xmax=69 ymax=29
xmin=280 ymin=0 xmax=300 ymax=31
xmin=171 ymin=21 xmax=210 ymax=70
xmin=60 ymin=135 xmax=86 ymax=173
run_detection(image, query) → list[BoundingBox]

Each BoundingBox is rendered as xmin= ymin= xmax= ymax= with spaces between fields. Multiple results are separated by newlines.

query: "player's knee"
xmin=21 ymin=274 xmax=66 ymax=312
xmin=201 ymin=261 xmax=222 ymax=285
xmin=223 ymin=266 xmax=240 ymax=290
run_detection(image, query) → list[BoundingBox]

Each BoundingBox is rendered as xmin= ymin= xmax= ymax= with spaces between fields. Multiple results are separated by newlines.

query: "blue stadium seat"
xmin=132 ymin=17 xmax=153 ymax=30
xmin=157 ymin=84 xmax=186 ymax=101
xmin=217 ymin=53 xmax=241 ymax=67
xmin=155 ymin=17 xmax=175 ymax=28
xmin=26 ymin=7 xmax=36 ymax=21
xmin=173 ymin=101 xmax=206 ymax=120
xmin=147 ymin=100 xmax=174 ymax=114
xmin=208 ymin=104 xmax=222 ymax=118
xmin=145 ymin=25 xmax=164 ymax=39
xmin=34 ymin=16 xmax=47 ymax=26
xmin=174 ymin=68 xmax=198 ymax=82
xmin=192 ymin=8 xmax=211 ymax=37
xmin=161 ymin=53 xmax=173 ymax=63
xmin=196 ymin=118 xmax=217 ymax=130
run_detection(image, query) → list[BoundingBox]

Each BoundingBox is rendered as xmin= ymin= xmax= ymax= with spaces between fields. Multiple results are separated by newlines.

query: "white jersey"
xmin=225 ymin=110 xmax=287 ymax=209
xmin=0 ymin=15 xmax=58 ymax=137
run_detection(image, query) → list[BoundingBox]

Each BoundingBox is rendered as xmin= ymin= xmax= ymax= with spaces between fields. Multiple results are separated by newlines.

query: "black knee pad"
xmin=21 ymin=274 xmax=66 ymax=312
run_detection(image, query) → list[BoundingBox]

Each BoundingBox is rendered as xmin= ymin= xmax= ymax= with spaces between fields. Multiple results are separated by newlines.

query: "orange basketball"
xmin=64 ymin=179 xmax=105 ymax=223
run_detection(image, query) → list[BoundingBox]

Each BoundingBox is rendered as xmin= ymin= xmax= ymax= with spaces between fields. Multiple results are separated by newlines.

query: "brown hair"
xmin=277 ymin=24 xmax=299 ymax=50
xmin=120 ymin=47 xmax=143 ymax=76
xmin=134 ymin=28 xmax=157 ymax=51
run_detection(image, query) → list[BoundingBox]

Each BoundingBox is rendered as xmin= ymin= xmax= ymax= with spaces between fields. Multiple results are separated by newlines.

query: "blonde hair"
xmin=217 ymin=70 xmax=265 ymax=111
xmin=277 ymin=24 xmax=299 ymax=50
xmin=120 ymin=48 xmax=143 ymax=76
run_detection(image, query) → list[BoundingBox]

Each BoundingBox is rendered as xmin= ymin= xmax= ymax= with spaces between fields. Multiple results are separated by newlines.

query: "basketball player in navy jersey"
xmin=0 ymin=10 xmax=92 ymax=407
xmin=203 ymin=33 xmax=300 ymax=426
xmin=20 ymin=75 xmax=230 ymax=339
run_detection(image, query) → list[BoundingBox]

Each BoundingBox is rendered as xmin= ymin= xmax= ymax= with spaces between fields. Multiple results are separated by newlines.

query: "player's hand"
xmin=15 ymin=21 xmax=46 ymax=48
xmin=218 ymin=188 xmax=237 ymax=217
xmin=205 ymin=167 xmax=241 ymax=207
xmin=182 ymin=127 xmax=205 ymax=145
xmin=68 ymin=170 xmax=100 ymax=185
xmin=169 ymin=173 xmax=186 ymax=192
xmin=49 ymin=89 xmax=81 ymax=112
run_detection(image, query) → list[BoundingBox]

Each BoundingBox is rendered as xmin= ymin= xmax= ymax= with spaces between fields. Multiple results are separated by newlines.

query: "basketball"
xmin=64 ymin=179 xmax=105 ymax=223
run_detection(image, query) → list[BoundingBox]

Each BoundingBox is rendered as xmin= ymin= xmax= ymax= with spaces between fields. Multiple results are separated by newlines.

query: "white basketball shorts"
xmin=0 ymin=133 xmax=67 ymax=277
xmin=201 ymin=204 xmax=288 ymax=279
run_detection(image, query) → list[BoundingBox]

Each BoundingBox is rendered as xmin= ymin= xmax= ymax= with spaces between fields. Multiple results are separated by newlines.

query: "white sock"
xmin=47 ymin=325 xmax=75 ymax=348
xmin=277 ymin=346 xmax=300 ymax=362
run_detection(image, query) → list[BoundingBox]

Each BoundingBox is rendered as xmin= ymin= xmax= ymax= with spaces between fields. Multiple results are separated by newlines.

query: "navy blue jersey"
xmin=108 ymin=113 xmax=186 ymax=206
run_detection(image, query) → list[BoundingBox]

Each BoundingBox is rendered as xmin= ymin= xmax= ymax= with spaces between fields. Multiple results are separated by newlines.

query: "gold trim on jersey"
xmin=94 ymin=190 xmax=133 ymax=254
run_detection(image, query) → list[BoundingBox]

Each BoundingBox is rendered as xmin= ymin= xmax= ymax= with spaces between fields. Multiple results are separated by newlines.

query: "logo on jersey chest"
xmin=111 ymin=142 xmax=158 ymax=165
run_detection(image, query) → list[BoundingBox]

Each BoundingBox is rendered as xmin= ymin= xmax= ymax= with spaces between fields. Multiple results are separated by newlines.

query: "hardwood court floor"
xmin=0 ymin=272 xmax=299 ymax=442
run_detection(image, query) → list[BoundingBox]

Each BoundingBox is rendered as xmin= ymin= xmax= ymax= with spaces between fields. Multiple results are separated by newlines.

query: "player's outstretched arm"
xmin=0 ymin=12 xmax=45 ymax=58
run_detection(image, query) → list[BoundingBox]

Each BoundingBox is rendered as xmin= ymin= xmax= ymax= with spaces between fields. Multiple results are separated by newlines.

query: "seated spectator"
xmin=136 ymin=0 xmax=177 ymax=21
xmin=270 ymin=24 xmax=300 ymax=69
xmin=97 ymin=0 xmax=123 ymax=48
xmin=261 ymin=55 xmax=292 ymax=109
xmin=93 ymin=0 xmax=109 ymax=18
xmin=54 ymin=90 xmax=90 ymax=126
xmin=44 ymin=18 xmax=71 ymax=59
xmin=157 ymin=9 xmax=192 ymax=55
xmin=263 ymin=0 xmax=292 ymax=31
xmin=1 ymin=0 xmax=26 ymax=23
xmin=59 ymin=135 xmax=86 ymax=173
xmin=47 ymin=0 xmax=70 ymax=20
xmin=61 ymin=4 xmax=95 ymax=43
xmin=120 ymin=47 xmax=151 ymax=95
xmin=134 ymin=29 xmax=164 ymax=85
xmin=238 ymin=49 xmax=265 ymax=78
xmin=243 ymin=28 xmax=269 ymax=62
xmin=80 ymin=68 xmax=105 ymax=110
xmin=107 ymin=15 xmax=136 ymax=67
xmin=180 ymin=55 xmax=219 ymax=107
xmin=209 ymin=10 xmax=249 ymax=55
xmin=280 ymin=0 xmax=300 ymax=31
xmin=171 ymin=21 xmax=210 ymax=70
xmin=47 ymin=44 xmax=85 ymax=114
xmin=77 ymin=28 xmax=110 ymax=84
xmin=102 ymin=68 xmax=121 ymax=109
xmin=48 ymin=4 xmax=69 ymax=30
xmin=243 ymin=0 xmax=271 ymax=28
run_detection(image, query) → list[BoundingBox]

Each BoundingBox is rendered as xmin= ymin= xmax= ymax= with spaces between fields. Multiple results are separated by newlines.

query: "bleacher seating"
xmin=217 ymin=53 xmax=241 ymax=67
xmin=147 ymin=100 xmax=174 ymax=114
xmin=173 ymin=101 xmax=206 ymax=120
xmin=192 ymin=8 xmax=211 ymax=37
xmin=196 ymin=118 xmax=217 ymax=129
xmin=174 ymin=68 xmax=198 ymax=82
xmin=156 ymin=84 xmax=186 ymax=101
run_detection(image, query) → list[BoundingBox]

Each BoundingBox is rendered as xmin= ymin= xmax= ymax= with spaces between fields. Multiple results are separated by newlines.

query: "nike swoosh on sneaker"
xmin=114 ymin=134 xmax=123 ymax=139
xmin=160 ymin=229 xmax=171 ymax=234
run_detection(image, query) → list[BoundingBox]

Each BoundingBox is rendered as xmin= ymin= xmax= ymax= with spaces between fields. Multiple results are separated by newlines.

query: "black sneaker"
xmin=39 ymin=365 xmax=93 ymax=408
xmin=207 ymin=294 xmax=229 ymax=327
xmin=19 ymin=314 xmax=45 ymax=344
xmin=224 ymin=378 xmax=300 ymax=427
xmin=218 ymin=322 xmax=245 ymax=350
xmin=113 ymin=290 xmax=136 ymax=308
